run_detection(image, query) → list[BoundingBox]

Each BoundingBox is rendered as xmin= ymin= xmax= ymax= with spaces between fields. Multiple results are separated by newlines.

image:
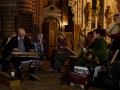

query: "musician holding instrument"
xmin=107 ymin=13 xmax=120 ymax=60
xmin=78 ymin=31 xmax=95 ymax=52
xmin=78 ymin=29 xmax=108 ymax=68
xmin=6 ymin=28 xmax=34 ymax=80
xmin=34 ymin=33 xmax=47 ymax=59
xmin=33 ymin=33 xmax=47 ymax=71
xmin=48 ymin=32 xmax=72 ymax=72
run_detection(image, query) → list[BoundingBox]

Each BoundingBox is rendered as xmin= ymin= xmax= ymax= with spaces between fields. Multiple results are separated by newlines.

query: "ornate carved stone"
xmin=68 ymin=0 xmax=77 ymax=23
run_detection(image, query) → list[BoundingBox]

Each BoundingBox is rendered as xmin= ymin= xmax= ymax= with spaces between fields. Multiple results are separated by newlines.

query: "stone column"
xmin=102 ymin=0 xmax=107 ymax=29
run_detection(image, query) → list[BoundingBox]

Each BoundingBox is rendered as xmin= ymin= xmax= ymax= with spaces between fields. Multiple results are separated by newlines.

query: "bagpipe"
xmin=83 ymin=49 xmax=100 ymax=64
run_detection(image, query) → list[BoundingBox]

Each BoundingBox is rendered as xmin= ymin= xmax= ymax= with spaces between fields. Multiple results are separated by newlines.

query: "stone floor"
xmin=0 ymin=60 xmax=105 ymax=90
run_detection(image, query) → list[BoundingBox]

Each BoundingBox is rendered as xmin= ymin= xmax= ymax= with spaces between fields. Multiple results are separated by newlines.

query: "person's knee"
xmin=78 ymin=58 xmax=85 ymax=66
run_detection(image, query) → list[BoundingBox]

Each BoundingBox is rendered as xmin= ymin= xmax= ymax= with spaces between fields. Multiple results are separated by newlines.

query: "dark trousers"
xmin=1 ymin=50 xmax=9 ymax=72
xmin=49 ymin=54 xmax=55 ymax=68
xmin=50 ymin=54 xmax=74 ymax=72
xmin=11 ymin=57 xmax=35 ymax=79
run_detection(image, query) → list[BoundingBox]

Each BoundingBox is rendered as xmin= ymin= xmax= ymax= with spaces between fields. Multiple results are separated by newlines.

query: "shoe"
xmin=29 ymin=75 xmax=36 ymax=81
xmin=48 ymin=68 xmax=55 ymax=72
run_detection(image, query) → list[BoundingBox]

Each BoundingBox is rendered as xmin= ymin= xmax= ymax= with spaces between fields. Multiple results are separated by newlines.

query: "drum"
xmin=109 ymin=61 xmax=120 ymax=81
xmin=108 ymin=22 xmax=120 ymax=34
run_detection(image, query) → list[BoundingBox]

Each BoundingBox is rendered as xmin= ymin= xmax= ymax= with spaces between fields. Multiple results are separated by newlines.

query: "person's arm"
xmin=0 ymin=37 xmax=8 ymax=50
xmin=85 ymin=39 xmax=95 ymax=49
xmin=66 ymin=39 xmax=72 ymax=49
xmin=110 ymin=33 xmax=120 ymax=38
xmin=91 ymin=38 xmax=107 ymax=56
xmin=26 ymin=37 xmax=33 ymax=50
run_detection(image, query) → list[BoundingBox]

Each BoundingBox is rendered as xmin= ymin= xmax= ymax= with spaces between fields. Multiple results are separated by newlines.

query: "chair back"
xmin=107 ymin=49 xmax=119 ymax=64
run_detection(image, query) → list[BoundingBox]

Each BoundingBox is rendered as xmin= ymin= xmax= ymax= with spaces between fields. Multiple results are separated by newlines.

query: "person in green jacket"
xmin=78 ymin=28 xmax=108 ymax=68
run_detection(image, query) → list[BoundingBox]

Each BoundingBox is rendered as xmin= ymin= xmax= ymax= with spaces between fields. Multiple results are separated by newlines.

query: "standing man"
xmin=0 ymin=32 xmax=16 ymax=72
xmin=6 ymin=28 xmax=34 ymax=80
xmin=107 ymin=13 xmax=120 ymax=61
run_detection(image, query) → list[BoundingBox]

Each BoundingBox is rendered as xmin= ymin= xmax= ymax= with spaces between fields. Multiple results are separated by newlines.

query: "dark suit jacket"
xmin=0 ymin=37 xmax=9 ymax=49
xmin=6 ymin=36 xmax=33 ymax=52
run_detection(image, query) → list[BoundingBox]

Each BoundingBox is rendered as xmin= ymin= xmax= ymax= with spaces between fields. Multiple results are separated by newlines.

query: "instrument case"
xmin=69 ymin=72 xmax=91 ymax=90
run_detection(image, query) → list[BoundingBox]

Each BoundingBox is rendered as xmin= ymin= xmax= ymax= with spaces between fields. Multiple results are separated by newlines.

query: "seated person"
xmin=33 ymin=33 xmax=47 ymax=59
xmin=33 ymin=33 xmax=47 ymax=71
xmin=0 ymin=32 xmax=16 ymax=72
xmin=78 ymin=28 xmax=108 ymax=68
xmin=6 ymin=28 xmax=34 ymax=80
xmin=48 ymin=32 xmax=72 ymax=72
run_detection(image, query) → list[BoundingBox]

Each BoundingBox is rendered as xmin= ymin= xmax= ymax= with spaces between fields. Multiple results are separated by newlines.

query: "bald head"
xmin=18 ymin=28 xmax=25 ymax=39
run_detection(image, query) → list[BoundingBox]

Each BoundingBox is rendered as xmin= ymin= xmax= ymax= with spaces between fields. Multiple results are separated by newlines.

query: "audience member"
xmin=0 ymin=32 xmax=16 ymax=72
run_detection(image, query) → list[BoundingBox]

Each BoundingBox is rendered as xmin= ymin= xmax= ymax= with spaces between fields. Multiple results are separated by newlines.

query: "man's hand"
xmin=13 ymin=48 xmax=19 ymax=52
xmin=30 ymin=49 xmax=34 ymax=52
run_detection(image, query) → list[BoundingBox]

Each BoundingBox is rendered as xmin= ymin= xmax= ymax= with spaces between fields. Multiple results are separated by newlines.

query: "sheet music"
xmin=57 ymin=46 xmax=76 ymax=56
xmin=19 ymin=60 xmax=33 ymax=69
xmin=31 ymin=60 xmax=44 ymax=67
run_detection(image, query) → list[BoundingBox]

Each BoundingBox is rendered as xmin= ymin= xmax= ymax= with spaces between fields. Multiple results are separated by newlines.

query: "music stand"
xmin=19 ymin=60 xmax=33 ymax=79
xmin=56 ymin=46 xmax=76 ymax=85
xmin=30 ymin=60 xmax=44 ymax=81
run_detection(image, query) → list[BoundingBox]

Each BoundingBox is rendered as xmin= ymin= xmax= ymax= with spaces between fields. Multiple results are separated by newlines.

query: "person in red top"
xmin=48 ymin=32 xmax=72 ymax=72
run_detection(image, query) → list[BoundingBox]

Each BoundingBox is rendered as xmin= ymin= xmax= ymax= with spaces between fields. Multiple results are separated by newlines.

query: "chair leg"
xmin=29 ymin=73 xmax=44 ymax=82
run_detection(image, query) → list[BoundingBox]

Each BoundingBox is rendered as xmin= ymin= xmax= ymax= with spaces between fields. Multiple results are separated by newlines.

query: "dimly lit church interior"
xmin=0 ymin=0 xmax=120 ymax=90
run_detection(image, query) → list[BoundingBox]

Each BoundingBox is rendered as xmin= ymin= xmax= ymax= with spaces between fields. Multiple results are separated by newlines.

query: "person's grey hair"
xmin=37 ymin=33 xmax=43 ymax=38
xmin=57 ymin=32 xmax=65 ymax=37
xmin=113 ymin=13 xmax=120 ymax=18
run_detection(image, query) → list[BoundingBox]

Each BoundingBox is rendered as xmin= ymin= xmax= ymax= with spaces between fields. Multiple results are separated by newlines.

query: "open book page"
xmin=31 ymin=60 xmax=44 ymax=67
xmin=56 ymin=46 xmax=76 ymax=56
xmin=19 ymin=60 xmax=33 ymax=69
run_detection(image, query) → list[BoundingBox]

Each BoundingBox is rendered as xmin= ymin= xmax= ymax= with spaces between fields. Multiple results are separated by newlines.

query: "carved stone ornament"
xmin=114 ymin=0 xmax=118 ymax=14
xmin=68 ymin=0 xmax=77 ymax=23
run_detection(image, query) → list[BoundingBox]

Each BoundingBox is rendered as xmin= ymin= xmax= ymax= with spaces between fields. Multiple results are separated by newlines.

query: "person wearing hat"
xmin=48 ymin=32 xmax=72 ymax=72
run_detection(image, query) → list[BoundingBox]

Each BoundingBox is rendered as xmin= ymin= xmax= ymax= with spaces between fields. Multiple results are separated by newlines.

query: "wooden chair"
xmin=41 ymin=55 xmax=47 ymax=71
xmin=107 ymin=49 xmax=119 ymax=64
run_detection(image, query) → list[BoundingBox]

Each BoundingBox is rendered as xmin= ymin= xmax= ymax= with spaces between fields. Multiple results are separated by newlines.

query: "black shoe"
xmin=29 ymin=75 xmax=36 ymax=81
